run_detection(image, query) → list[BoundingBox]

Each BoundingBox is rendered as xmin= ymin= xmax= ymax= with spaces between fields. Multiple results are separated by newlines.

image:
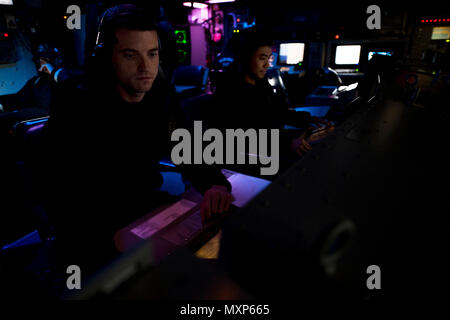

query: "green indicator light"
xmin=177 ymin=49 xmax=187 ymax=62
xmin=174 ymin=30 xmax=187 ymax=44
xmin=356 ymin=68 xmax=359 ymax=72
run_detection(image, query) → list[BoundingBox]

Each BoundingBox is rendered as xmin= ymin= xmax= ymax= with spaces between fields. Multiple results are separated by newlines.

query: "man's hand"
xmin=38 ymin=58 xmax=54 ymax=75
xmin=291 ymin=129 xmax=313 ymax=157
xmin=308 ymin=117 xmax=335 ymax=144
xmin=311 ymin=116 xmax=333 ymax=128
xmin=200 ymin=185 xmax=233 ymax=225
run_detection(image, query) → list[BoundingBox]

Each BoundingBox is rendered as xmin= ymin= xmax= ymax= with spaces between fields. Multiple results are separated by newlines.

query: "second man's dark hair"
xmin=231 ymin=29 xmax=274 ymax=75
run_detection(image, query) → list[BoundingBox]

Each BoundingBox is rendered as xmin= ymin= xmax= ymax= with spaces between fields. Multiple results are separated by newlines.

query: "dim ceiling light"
xmin=183 ymin=2 xmax=209 ymax=9
xmin=206 ymin=0 xmax=235 ymax=3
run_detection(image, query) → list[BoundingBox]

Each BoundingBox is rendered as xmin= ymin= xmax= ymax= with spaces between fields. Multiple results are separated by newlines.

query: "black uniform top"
xmin=213 ymin=74 xmax=312 ymax=130
xmin=208 ymin=74 xmax=313 ymax=177
xmin=40 ymin=75 xmax=231 ymax=273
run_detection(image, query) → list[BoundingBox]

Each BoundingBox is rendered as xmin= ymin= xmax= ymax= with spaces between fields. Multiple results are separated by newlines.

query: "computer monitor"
xmin=278 ymin=42 xmax=305 ymax=65
xmin=368 ymin=51 xmax=392 ymax=60
xmin=0 ymin=0 xmax=13 ymax=5
xmin=334 ymin=45 xmax=361 ymax=65
xmin=431 ymin=26 xmax=450 ymax=40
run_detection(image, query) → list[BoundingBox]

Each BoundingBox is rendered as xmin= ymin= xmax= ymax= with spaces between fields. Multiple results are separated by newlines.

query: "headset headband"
xmin=95 ymin=4 xmax=146 ymax=50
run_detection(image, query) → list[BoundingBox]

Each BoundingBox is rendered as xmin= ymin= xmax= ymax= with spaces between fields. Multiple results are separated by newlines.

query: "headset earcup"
xmin=158 ymin=36 xmax=162 ymax=62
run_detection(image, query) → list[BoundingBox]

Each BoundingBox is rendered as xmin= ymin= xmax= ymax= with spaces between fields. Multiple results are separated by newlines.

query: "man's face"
xmin=249 ymin=46 xmax=272 ymax=79
xmin=111 ymin=28 xmax=159 ymax=98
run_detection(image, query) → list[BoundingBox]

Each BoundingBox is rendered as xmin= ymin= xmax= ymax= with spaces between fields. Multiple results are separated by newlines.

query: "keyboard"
xmin=114 ymin=170 xmax=271 ymax=262
xmin=335 ymin=69 xmax=357 ymax=73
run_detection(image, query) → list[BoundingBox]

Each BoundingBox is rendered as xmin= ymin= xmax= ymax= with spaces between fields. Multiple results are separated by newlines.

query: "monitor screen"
xmin=368 ymin=51 xmax=393 ymax=60
xmin=431 ymin=27 xmax=450 ymax=40
xmin=335 ymin=45 xmax=361 ymax=65
xmin=0 ymin=0 xmax=13 ymax=5
xmin=278 ymin=43 xmax=305 ymax=65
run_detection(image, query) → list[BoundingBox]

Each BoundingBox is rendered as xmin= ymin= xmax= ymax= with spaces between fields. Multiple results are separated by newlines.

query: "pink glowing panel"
xmin=189 ymin=7 xmax=209 ymax=24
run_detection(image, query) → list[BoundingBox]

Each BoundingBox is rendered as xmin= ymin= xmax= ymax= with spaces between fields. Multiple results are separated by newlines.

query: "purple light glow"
xmin=26 ymin=123 xmax=45 ymax=134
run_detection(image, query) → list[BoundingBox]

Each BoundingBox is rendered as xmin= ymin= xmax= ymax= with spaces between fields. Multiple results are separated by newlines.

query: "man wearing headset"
xmin=42 ymin=4 xmax=232 ymax=274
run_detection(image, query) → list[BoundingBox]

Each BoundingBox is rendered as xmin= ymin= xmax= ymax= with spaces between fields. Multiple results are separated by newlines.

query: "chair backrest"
xmin=358 ymin=68 xmax=382 ymax=104
xmin=171 ymin=65 xmax=209 ymax=88
xmin=266 ymin=68 xmax=288 ymax=97
xmin=325 ymin=67 xmax=343 ymax=86
xmin=11 ymin=116 xmax=49 ymax=145
xmin=6 ymin=117 xmax=53 ymax=242
xmin=180 ymin=93 xmax=216 ymax=127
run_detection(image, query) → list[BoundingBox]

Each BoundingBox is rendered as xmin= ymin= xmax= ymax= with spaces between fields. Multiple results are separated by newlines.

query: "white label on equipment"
xmin=130 ymin=199 xmax=198 ymax=239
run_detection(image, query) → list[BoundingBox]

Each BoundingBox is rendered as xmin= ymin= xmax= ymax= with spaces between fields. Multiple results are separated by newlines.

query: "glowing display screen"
xmin=431 ymin=27 xmax=450 ymax=40
xmin=279 ymin=43 xmax=305 ymax=65
xmin=335 ymin=45 xmax=361 ymax=65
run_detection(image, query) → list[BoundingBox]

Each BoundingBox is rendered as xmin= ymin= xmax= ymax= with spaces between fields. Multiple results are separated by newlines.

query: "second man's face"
xmin=111 ymin=28 xmax=160 ymax=96
xmin=249 ymin=46 xmax=272 ymax=80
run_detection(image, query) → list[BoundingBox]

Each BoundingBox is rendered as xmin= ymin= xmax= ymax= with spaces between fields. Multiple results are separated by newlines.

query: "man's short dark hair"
xmin=229 ymin=29 xmax=274 ymax=75
xmin=240 ymin=30 xmax=274 ymax=62
xmin=97 ymin=4 xmax=159 ymax=54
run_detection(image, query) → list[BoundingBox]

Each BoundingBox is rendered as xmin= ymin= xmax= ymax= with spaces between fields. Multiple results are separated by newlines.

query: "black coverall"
xmin=39 ymin=76 xmax=231 ymax=274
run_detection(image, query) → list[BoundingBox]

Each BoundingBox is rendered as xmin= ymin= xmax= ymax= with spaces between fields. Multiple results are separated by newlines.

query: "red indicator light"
xmin=421 ymin=20 xmax=424 ymax=23
xmin=4 ymin=33 xmax=8 ymax=37
xmin=438 ymin=19 xmax=441 ymax=22
xmin=434 ymin=19 xmax=437 ymax=22
xmin=335 ymin=35 xmax=340 ymax=39
xmin=237 ymin=18 xmax=240 ymax=22
xmin=213 ymin=33 xmax=222 ymax=42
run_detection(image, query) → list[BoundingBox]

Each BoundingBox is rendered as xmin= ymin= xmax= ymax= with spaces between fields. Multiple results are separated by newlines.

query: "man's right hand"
xmin=200 ymin=185 xmax=234 ymax=225
xmin=291 ymin=129 xmax=313 ymax=157
xmin=38 ymin=58 xmax=54 ymax=75
xmin=311 ymin=116 xmax=333 ymax=129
